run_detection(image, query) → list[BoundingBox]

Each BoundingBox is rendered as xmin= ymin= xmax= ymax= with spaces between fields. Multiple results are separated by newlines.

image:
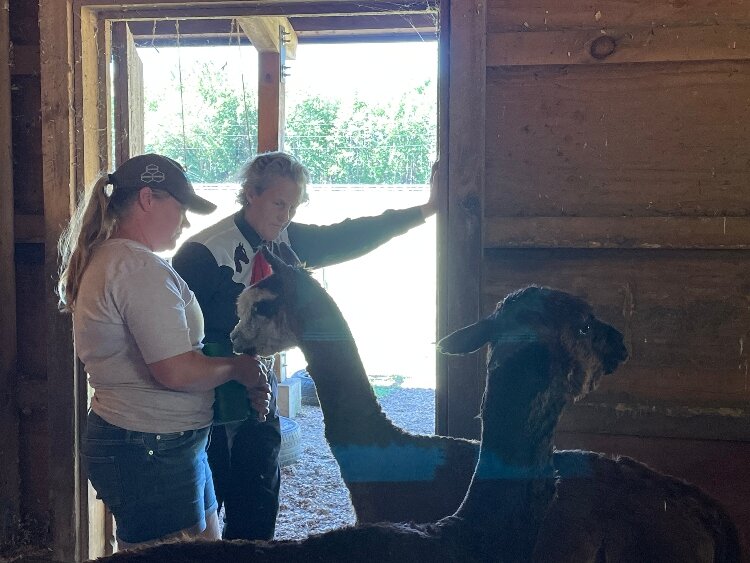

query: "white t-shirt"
xmin=74 ymin=238 xmax=213 ymax=433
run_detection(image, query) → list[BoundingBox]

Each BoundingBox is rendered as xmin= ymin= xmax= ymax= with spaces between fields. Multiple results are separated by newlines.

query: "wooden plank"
xmin=483 ymin=248 xmax=750 ymax=407
xmin=10 ymin=44 xmax=40 ymax=75
xmin=112 ymin=21 xmax=144 ymax=165
xmin=126 ymin=13 xmax=437 ymax=42
xmin=291 ymin=13 xmax=437 ymax=35
xmin=12 ymin=76 xmax=44 ymax=213
xmin=435 ymin=0 xmax=485 ymax=440
xmin=14 ymin=214 xmax=45 ymax=244
xmin=487 ymin=0 xmax=750 ymax=32
xmin=39 ymin=2 xmax=81 ymax=561
xmin=238 ymin=16 xmax=297 ymax=59
xmin=257 ymin=50 xmax=283 ymax=153
xmin=85 ymin=1 xmax=436 ymax=20
xmin=484 ymin=60 xmax=750 ymax=219
xmin=484 ymin=216 xmax=750 ymax=249
xmin=487 ymin=24 xmax=750 ymax=67
xmin=0 ymin=0 xmax=21 ymax=546
xmin=74 ymin=8 xmax=114 ymax=558
xmin=558 ymin=400 xmax=750 ymax=441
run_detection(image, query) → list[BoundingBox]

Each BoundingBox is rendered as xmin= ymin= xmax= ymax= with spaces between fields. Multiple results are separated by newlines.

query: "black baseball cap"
xmin=109 ymin=153 xmax=217 ymax=215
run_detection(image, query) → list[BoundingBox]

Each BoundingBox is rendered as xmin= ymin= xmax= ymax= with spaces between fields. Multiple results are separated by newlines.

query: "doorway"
xmin=112 ymin=17 xmax=438 ymax=543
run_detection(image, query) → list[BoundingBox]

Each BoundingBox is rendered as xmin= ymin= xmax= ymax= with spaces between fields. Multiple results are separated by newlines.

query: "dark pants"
xmin=208 ymin=372 xmax=281 ymax=541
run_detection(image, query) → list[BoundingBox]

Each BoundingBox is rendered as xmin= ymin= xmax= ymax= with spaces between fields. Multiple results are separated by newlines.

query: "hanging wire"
xmin=175 ymin=20 xmax=189 ymax=168
xmin=231 ymin=18 xmax=254 ymax=154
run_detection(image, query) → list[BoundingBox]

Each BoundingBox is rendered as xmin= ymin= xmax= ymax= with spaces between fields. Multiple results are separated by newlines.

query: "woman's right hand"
xmin=231 ymin=354 xmax=272 ymax=421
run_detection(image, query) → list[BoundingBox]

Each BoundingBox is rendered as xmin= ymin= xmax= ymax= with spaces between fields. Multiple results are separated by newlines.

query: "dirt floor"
xmin=275 ymin=386 xmax=436 ymax=540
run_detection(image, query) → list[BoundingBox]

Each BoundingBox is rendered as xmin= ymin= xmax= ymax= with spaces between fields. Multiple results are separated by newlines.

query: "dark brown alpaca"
xmin=95 ymin=282 xmax=629 ymax=562
xmin=441 ymin=288 xmax=741 ymax=563
xmin=230 ymin=248 xmax=478 ymax=524
xmin=231 ymin=252 xmax=739 ymax=562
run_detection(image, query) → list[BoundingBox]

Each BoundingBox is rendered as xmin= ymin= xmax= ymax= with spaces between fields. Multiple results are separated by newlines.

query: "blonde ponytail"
xmin=57 ymin=174 xmax=137 ymax=312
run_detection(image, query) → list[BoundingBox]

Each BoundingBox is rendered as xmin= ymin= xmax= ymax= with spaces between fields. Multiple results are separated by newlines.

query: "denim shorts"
xmin=82 ymin=410 xmax=217 ymax=544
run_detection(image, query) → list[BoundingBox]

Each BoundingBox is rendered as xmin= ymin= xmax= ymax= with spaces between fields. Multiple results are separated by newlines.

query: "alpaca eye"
xmin=253 ymin=299 xmax=280 ymax=318
xmin=578 ymin=323 xmax=591 ymax=336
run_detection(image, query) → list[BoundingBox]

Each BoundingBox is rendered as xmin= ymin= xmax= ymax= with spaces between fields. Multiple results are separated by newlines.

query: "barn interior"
xmin=1 ymin=1 xmax=749 ymax=561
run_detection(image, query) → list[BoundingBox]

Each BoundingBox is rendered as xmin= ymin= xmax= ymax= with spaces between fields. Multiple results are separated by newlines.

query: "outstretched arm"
xmin=288 ymin=160 xmax=439 ymax=269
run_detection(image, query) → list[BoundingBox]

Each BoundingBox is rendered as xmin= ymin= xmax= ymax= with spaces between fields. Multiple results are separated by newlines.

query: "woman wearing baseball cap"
xmin=57 ymin=153 xmax=271 ymax=549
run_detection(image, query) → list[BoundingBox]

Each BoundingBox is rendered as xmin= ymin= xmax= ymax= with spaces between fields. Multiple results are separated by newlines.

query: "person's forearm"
xmin=148 ymin=350 xmax=248 ymax=392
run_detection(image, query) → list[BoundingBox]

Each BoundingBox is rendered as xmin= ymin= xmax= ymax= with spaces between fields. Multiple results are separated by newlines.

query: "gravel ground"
xmin=274 ymin=387 xmax=436 ymax=541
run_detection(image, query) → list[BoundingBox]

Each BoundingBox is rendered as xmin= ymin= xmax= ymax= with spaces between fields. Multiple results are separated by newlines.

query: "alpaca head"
xmin=439 ymin=286 xmax=628 ymax=404
xmin=231 ymin=248 xmax=351 ymax=356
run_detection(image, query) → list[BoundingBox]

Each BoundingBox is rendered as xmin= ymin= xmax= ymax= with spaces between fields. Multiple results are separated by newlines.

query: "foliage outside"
xmin=143 ymin=59 xmax=436 ymax=185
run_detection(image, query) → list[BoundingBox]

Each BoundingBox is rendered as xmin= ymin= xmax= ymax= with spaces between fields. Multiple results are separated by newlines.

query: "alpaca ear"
xmin=261 ymin=246 xmax=289 ymax=273
xmin=438 ymin=318 xmax=494 ymax=355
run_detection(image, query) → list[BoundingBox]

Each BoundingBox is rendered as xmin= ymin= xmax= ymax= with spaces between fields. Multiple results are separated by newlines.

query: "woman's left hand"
xmin=420 ymin=160 xmax=439 ymax=219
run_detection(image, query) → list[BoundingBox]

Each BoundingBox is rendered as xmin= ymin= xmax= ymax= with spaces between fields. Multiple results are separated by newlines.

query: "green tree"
xmin=145 ymin=61 xmax=258 ymax=183
xmin=144 ymin=65 xmax=435 ymax=185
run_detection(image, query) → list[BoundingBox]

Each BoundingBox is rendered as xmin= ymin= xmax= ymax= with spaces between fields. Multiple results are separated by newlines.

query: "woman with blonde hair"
xmin=173 ymin=151 xmax=437 ymax=541
xmin=58 ymin=153 xmax=271 ymax=549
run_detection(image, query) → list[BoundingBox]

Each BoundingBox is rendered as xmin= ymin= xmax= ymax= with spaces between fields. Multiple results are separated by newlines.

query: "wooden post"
xmin=436 ymin=0 xmax=486 ymax=440
xmin=257 ymin=50 xmax=284 ymax=152
xmin=39 ymin=1 xmax=81 ymax=561
xmin=240 ymin=17 xmax=296 ymax=153
xmin=0 ymin=0 xmax=21 ymax=546
xmin=73 ymin=6 xmax=112 ymax=559
xmin=111 ymin=21 xmax=144 ymax=165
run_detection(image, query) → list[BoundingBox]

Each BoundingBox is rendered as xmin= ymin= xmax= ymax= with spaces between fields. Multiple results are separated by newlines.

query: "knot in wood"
xmin=590 ymin=35 xmax=616 ymax=60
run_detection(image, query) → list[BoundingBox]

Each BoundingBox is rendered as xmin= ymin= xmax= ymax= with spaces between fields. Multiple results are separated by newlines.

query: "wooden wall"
xmin=481 ymin=0 xmax=750 ymax=557
xmin=3 ymin=0 xmax=749 ymax=559
xmin=3 ymin=0 xmax=48 ymax=553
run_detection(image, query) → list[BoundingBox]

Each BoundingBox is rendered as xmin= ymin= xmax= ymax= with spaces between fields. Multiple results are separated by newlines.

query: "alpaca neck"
xmin=300 ymin=337 xmax=398 ymax=444
xmin=452 ymin=345 xmax=562 ymax=556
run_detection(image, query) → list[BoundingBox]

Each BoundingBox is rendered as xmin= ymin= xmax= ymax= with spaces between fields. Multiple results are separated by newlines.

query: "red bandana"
xmin=250 ymin=249 xmax=273 ymax=284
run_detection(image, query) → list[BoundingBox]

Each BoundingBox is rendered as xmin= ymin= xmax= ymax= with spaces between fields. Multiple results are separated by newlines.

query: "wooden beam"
xmin=257 ymin=50 xmax=284 ymax=152
xmin=291 ymin=13 xmax=437 ymax=34
xmin=0 ymin=0 xmax=21 ymax=546
xmin=238 ymin=16 xmax=297 ymax=59
xmin=484 ymin=216 xmax=750 ymax=250
xmin=436 ymin=0 xmax=485 ymax=440
xmin=488 ymin=1 xmax=750 ymax=32
xmin=74 ymin=7 xmax=112 ymax=558
xmin=112 ymin=21 xmax=145 ymax=165
xmin=14 ymin=214 xmax=46 ymax=244
xmin=40 ymin=2 xmax=81 ymax=561
xmin=10 ymin=45 xmax=40 ymax=75
xmin=85 ymin=1 xmax=436 ymax=21
xmin=487 ymin=24 xmax=750 ymax=67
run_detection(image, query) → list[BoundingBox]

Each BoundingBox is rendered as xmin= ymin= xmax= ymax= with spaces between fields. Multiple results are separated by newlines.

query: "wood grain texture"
xmin=40 ymin=1 xmax=81 ymax=560
xmin=112 ymin=21 xmax=144 ymax=165
xmin=488 ymin=24 xmax=750 ymax=66
xmin=258 ymin=50 xmax=283 ymax=152
xmin=436 ymin=0 xmax=486 ymax=440
xmin=487 ymin=0 xmax=750 ymax=32
xmin=484 ymin=216 xmax=750 ymax=249
xmin=483 ymin=248 xmax=750 ymax=407
xmin=0 ymin=0 xmax=21 ymax=546
xmin=239 ymin=16 xmax=297 ymax=58
xmin=485 ymin=61 xmax=750 ymax=218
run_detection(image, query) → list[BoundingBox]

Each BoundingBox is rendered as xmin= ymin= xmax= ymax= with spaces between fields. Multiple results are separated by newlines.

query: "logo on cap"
xmin=141 ymin=164 xmax=166 ymax=184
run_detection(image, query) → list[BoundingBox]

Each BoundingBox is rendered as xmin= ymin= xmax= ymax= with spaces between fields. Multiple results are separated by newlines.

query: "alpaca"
xmin=229 ymin=250 xmax=740 ymax=562
xmin=230 ymin=249 xmax=480 ymax=524
xmin=98 ymin=283 xmax=629 ymax=562
xmin=440 ymin=289 xmax=742 ymax=563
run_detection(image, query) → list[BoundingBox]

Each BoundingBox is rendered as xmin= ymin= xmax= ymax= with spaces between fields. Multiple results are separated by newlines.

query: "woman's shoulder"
xmin=94 ymin=239 xmax=172 ymax=280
